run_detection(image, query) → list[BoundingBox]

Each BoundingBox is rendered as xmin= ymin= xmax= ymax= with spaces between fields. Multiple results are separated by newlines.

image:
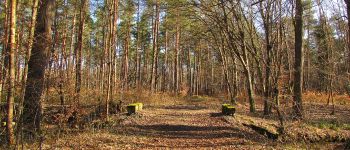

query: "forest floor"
xmin=2 ymin=93 xmax=350 ymax=149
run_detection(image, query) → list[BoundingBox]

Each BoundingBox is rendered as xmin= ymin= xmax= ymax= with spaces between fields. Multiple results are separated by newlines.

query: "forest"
xmin=0 ymin=0 xmax=350 ymax=149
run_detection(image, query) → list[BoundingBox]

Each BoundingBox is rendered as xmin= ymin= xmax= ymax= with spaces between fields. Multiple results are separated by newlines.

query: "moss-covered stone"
xmin=222 ymin=104 xmax=230 ymax=114
xmin=222 ymin=104 xmax=235 ymax=116
xmin=127 ymin=104 xmax=138 ymax=115
xmin=135 ymin=103 xmax=143 ymax=110
xmin=225 ymin=106 xmax=236 ymax=116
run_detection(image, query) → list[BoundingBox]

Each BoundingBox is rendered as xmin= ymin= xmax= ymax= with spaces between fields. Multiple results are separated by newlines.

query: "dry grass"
xmin=303 ymin=91 xmax=350 ymax=105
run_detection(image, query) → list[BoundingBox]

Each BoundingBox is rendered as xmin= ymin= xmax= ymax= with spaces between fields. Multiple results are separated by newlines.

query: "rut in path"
xmin=117 ymin=105 xmax=271 ymax=149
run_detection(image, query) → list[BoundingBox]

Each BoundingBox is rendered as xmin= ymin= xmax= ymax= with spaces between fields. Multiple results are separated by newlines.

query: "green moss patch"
xmin=135 ymin=103 xmax=143 ymax=110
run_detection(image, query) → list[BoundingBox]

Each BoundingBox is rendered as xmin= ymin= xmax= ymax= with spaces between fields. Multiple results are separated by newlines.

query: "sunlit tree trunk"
xmin=151 ymin=0 xmax=160 ymax=93
xmin=174 ymin=11 xmax=180 ymax=94
xmin=6 ymin=0 xmax=17 ymax=145
xmin=68 ymin=13 xmax=76 ymax=80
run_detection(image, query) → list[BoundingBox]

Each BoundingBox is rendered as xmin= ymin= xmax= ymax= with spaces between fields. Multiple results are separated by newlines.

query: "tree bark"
xmin=151 ymin=0 xmax=160 ymax=93
xmin=174 ymin=12 xmax=180 ymax=94
xmin=75 ymin=0 xmax=86 ymax=105
xmin=293 ymin=0 xmax=304 ymax=119
xmin=6 ymin=0 xmax=17 ymax=145
xmin=20 ymin=0 xmax=39 ymax=114
xmin=22 ymin=0 xmax=55 ymax=137
xmin=346 ymin=0 xmax=350 ymax=72
xmin=1 ymin=0 xmax=9 ymax=106
xmin=68 ymin=13 xmax=76 ymax=79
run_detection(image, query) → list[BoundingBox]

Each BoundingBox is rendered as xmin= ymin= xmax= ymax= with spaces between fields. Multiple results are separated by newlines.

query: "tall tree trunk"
xmin=106 ymin=0 xmax=119 ymax=121
xmin=162 ymin=26 xmax=168 ymax=92
xmin=151 ymin=0 xmax=160 ymax=93
xmin=123 ymin=22 xmax=130 ymax=90
xmin=22 ymin=0 xmax=55 ymax=137
xmin=187 ymin=47 xmax=192 ymax=95
xmin=174 ymin=12 xmax=180 ymax=94
xmin=136 ymin=0 xmax=141 ymax=89
xmin=346 ymin=0 xmax=350 ymax=72
xmin=293 ymin=0 xmax=304 ymax=119
xmin=219 ymin=45 xmax=235 ymax=103
xmin=1 ymin=0 xmax=9 ymax=104
xmin=75 ymin=0 xmax=86 ymax=105
xmin=6 ymin=0 xmax=17 ymax=145
xmin=240 ymin=31 xmax=256 ymax=113
xmin=68 ymin=13 xmax=76 ymax=79
xmin=20 ymin=0 xmax=39 ymax=114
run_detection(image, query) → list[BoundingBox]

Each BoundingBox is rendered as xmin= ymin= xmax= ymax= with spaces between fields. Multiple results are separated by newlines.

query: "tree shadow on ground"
xmin=209 ymin=112 xmax=224 ymax=117
xmin=163 ymin=105 xmax=208 ymax=110
xmin=110 ymin=123 xmax=270 ymax=148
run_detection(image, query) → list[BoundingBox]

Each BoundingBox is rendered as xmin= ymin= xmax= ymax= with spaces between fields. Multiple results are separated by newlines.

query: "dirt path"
xmin=113 ymin=105 xmax=272 ymax=149
xmin=38 ymin=104 xmax=348 ymax=149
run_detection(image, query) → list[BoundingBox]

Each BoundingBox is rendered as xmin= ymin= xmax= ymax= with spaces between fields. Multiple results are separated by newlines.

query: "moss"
xmin=225 ymin=106 xmax=236 ymax=116
xmin=222 ymin=104 xmax=230 ymax=114
xmin=135 ymin=103 xmax=143 ymax=110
